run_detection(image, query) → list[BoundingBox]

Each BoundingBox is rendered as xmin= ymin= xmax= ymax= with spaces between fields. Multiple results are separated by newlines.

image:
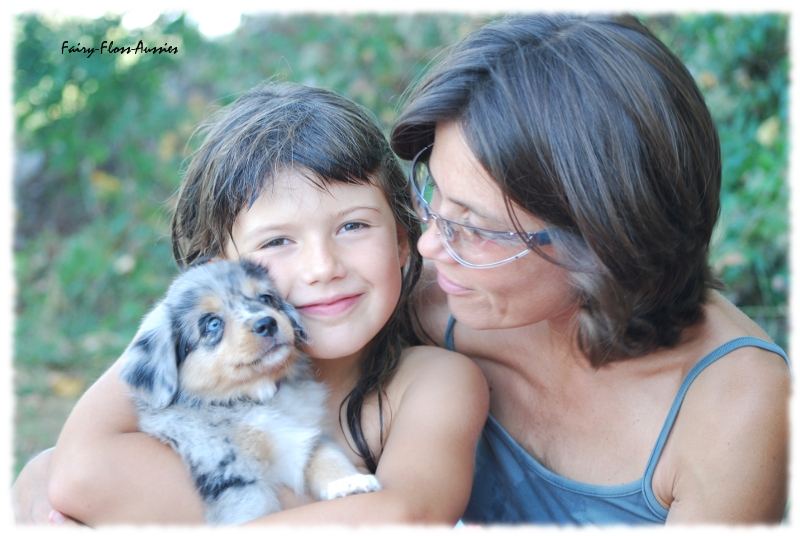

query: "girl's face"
xmin=224 ymin=171 xmax=408 ymax=362
xmin=418 ymin=122 xmax=577 ymax=330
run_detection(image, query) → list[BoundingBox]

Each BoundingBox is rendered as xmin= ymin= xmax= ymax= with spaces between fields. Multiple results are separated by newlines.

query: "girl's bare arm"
xmin=244 ymin=346 xmax=490 ymax=525
xmin=42 ymin=345 xmax=487 ymax=526
xmin=48 ymin=358 xmax=206 ymax=525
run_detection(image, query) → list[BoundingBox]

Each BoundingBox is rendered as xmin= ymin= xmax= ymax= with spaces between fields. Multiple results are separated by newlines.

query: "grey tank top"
xmin=443 ymin=316 xmax=790 ymax=525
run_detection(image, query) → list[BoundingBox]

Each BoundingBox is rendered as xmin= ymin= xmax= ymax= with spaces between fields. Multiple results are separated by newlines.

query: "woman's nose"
xmin=417 ymin=223 xmax=451 ymax=263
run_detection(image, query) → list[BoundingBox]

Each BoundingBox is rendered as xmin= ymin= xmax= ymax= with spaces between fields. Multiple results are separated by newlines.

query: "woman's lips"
xmin=296 ymin=295 xmax=362 ymax=317
xmin=436 ymin=271 xmax=471 ymax=295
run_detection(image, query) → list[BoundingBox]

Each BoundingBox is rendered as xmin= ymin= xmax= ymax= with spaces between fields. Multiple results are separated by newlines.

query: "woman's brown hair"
xmin=392 ymin=14 xmax=724 ymax=366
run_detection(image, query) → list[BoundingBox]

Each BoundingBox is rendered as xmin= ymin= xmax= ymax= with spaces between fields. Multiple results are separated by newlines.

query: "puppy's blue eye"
xmin=205 ymin=317 xmax=222 ymax=332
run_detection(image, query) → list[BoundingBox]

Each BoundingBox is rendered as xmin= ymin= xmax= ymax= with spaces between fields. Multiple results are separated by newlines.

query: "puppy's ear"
xmin=119 ymin=302 xmax=179 ymax=409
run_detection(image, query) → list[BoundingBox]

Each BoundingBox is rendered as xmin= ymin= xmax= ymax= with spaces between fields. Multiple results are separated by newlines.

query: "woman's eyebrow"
xmin=452 ymin=198 xmax=505 ymax=226
xmin=429 ymin=169 xmax=506 ymax=226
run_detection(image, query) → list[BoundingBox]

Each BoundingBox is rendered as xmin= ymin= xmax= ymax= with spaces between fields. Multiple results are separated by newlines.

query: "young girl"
xmin=20 ymin=83 xmax=489 ymax=525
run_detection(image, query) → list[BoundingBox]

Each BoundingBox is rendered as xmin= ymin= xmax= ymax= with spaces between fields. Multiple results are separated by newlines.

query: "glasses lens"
xmin=435 ymin=217 xmax=530 ymax=267
xmin=410 ymin=145 xmax=544 ymax=268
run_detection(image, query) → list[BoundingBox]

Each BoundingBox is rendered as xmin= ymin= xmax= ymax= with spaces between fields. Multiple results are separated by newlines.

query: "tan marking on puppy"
xmin=236 ymin=425 xmax=275 ymax=465
xmin=226 ymin=320 xmax=265 ymax=364
xmin=180 ymin=345 xmax=240 ymax=399
xmin=245 ymin=277 xmax=266 ymax=299
xmin=179 ymin=341 xmax=293 ymax=401
xmin=198 ymin=294 xmax=222 ymax=315
xmin=305 ymin=441 xmax=365 ymax=500
xmin=273 ymin=313 xmax=297 ymax=344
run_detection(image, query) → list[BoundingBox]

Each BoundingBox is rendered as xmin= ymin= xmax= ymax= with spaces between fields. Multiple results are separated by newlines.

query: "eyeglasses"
xmin=410 ymin=144 xmax=552 ymax=269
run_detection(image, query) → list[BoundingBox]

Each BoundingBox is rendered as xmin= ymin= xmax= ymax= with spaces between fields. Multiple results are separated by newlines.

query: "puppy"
xmin=120 ymin=259 xmax=380 ymax=525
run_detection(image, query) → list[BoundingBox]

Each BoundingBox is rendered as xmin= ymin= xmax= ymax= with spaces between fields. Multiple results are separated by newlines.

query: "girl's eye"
xmin=341 ymin=222 xmax=369 ymax=233
xmin=262 ymin=238 xmax=292 ymax=249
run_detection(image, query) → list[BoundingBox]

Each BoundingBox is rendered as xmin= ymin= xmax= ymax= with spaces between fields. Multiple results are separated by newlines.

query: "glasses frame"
xmin=410 ymin=144 xmax=552 ymax=269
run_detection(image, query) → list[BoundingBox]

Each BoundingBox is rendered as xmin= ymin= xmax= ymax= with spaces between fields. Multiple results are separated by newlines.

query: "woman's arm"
xmin=47 ymin=358 xmax=206 ymax=525
xmin=244 ymin=347 xmax=490 ymax=525
xmin=662 ymin=346 xmax=790 ymax=523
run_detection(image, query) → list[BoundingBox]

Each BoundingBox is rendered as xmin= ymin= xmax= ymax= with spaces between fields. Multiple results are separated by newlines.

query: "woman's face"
xmin=418 ymin=122 xmax=577 ymax=330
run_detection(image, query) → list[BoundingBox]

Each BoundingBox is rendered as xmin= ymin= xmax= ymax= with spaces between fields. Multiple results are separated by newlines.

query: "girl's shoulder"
xmin=395 ymin=345 xmax=487 ymax=391
xmin=384 ymin=345 xmax=489 ymax=422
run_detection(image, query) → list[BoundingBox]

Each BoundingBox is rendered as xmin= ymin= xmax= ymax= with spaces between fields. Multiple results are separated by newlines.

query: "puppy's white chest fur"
xmin=232 ymin=379 xmax=329 ymax=492
xmin=134 ymin=376 xmax=330 ymax=524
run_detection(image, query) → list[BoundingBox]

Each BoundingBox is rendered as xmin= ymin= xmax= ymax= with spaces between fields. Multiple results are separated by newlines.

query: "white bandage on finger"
xmin=324 ymin=474 xmax=382 ymax=500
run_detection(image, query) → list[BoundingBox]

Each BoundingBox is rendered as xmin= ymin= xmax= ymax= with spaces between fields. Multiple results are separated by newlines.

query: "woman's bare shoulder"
xmin=679 ymin=291 xmax=789 ymax=422
xmin=687 ymin=292 xmax=789 ymax=389
xmin=658 ymin=291 xmax=790 ymax=522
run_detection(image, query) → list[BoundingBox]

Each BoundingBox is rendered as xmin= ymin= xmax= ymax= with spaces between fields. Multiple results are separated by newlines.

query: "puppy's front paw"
xmin=323 ymin=474 xmax=381 ymax=500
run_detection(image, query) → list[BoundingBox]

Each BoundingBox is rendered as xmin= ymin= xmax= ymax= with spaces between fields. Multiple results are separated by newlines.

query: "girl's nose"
xmin=301 ymin=238 xmax=346 ymax=284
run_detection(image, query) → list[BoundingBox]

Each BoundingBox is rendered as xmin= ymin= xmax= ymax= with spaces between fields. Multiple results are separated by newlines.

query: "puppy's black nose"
xmin=253 ymin=316 xmax=278 ymax=337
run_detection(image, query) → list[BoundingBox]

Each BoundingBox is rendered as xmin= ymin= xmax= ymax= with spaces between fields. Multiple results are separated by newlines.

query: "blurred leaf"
xmin=47 ymin=372 xmax=85 ymax=398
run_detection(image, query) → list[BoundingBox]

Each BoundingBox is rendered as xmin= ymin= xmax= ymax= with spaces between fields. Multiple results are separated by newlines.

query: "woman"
xmin=390 ymin=13 xmax=789 ymax=524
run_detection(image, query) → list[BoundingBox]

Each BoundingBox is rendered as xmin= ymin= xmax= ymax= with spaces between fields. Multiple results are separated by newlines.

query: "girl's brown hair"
xmin=172 ymin=82 xmax=422 ymax=471
xmin=392 ymin=14 xmax=724 ymax=366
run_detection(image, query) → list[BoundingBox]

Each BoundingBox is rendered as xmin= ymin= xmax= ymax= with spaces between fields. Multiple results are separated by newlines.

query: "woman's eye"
xmin=466 ymin=226 xmax=487 ymax=240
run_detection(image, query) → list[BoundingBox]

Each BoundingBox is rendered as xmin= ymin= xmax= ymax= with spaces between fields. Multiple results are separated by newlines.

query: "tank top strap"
xmin=444 ymin=315 xmax=457 ymax=352
xmin=641 ymin=336 xmax=790 ymax=519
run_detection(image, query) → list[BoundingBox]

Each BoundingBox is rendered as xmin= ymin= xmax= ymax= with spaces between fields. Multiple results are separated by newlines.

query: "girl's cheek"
xmin=258 ymin=258 xmax=293 ymax=297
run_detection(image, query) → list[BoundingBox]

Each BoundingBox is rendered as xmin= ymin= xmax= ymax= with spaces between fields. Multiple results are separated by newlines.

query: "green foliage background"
xmin=12 ymin=13 xmax=789 ymax=475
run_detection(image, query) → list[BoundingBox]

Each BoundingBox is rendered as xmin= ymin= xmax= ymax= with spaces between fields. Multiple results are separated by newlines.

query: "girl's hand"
xmin=12 ymin=448 xmax=81 ymax=526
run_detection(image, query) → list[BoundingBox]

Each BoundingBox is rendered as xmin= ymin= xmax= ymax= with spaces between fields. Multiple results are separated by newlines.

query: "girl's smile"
xmin=295 ymin=294 xmax=363 ymax=317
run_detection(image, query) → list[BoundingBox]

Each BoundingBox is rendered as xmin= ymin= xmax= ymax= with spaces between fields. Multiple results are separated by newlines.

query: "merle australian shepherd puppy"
xmin=120 ymin=259 xmax=380 ymax=525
